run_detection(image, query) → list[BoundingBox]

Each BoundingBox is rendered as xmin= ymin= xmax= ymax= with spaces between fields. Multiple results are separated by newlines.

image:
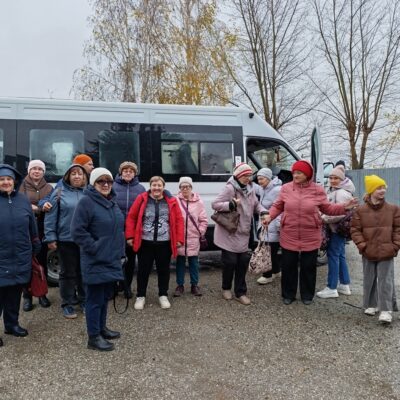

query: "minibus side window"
xmin=161 ymin=142 xmax=198 ymax=174
xmin=200 ymin=142 xmax=233 ymax=174
xmin=29 ymin=129 xmax=85 ymax=177
xmin=97 ymin=130 xmax=140 ymax=177
xmin=0 ymin=129 xmax=3 ymax=163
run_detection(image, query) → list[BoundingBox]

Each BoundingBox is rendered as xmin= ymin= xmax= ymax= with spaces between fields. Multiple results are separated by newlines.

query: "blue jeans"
xmin=85 ymin=282 xmax=114 ymax=337
xmin=176 ymin=256 xmax=199 ymax=286
xmin=327 ymin=232 xmax=350 ymax=289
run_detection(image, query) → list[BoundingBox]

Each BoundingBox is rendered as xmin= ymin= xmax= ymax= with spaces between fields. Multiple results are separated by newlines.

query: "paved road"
xmin=0 ymin=244 xmax=399 ymax=400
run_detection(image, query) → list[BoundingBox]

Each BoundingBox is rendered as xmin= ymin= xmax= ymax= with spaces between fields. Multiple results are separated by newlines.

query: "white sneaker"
xmin=273 ymin=272 xmax=281 ymax=279
xmin=257 ymin=276 xmax=273 ymax=285
xmin=364 ymin=307 xmax=378 ymax=316
xmin=337 ymin=284 xmax=351 ymax=295
xmin=316 ymin=287 xmax=339 ymax=298
xmin=378 ymin=311 xmax=392 ymax=323
xmin=159 ymin=296 xmax=171 ymax=309
xmin=134 ymin=297 xmax=145 ymax=310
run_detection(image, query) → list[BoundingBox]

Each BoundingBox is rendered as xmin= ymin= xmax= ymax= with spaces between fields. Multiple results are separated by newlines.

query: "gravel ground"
xmin=0 ymin=243 xmax=399 ymax=400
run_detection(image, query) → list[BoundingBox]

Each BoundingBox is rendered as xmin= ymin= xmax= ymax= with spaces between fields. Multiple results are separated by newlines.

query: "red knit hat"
xmin=72 ymin=154 xmax=92 ymax=166
xmin=291 ymin=160 xmax=313 ymax=180
xmin=233 ymin=163 xmax=253 ymax=179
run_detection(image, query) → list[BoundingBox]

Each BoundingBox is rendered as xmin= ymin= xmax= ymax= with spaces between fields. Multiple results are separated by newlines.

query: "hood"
xmin=23 ymin=175 xmax=49 ymax=191
xmin=268 ymin=176 xmax=282 ymax=188
xmin=114 ymin=174 xmax=141 ymax=186
xmin=62 ymin=164 xmax=88 ymax=189
xmin=340 ymin=177 xmax=355 ymax=195
xmin=0 ymin=163 xmax=23 ymax=193
xmin=176 ymin=191 xmax=201 ymax=202
xmin=84 ymin=185 xmax=117 ymax=209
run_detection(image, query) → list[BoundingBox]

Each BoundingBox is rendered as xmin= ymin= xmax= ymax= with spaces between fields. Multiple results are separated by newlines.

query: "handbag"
xmin=335 ymin=210 xmax=353 ymax=239
xmin=28 ymin=256 xmax=48 ymax=298
xmin=321 ymin=223 xmax=331 ymax=251
xmin=179 ymin=198 xmax=208 ymax=250
xmin=211 ymin=211 xmax=240 ymax=234
xmin=248 ymin=227 xmax=272 ymax=275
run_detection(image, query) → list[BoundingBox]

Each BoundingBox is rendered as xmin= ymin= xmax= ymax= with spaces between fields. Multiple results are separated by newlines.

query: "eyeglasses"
xmin=96 ymin=180 xmax=113 ymax=186
xmin=180 ymin=185 xmax=191 ymax=189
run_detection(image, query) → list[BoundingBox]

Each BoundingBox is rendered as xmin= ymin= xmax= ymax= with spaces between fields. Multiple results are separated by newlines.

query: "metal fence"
xmin=346 ymin=167 xmax=400 ymax=206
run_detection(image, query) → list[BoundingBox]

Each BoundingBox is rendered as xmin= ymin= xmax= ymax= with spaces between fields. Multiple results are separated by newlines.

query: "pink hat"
xmin=28 ymin=160 xmax=46 ymax=173
xmin=233 ymin=163 xmax=253 ymax=179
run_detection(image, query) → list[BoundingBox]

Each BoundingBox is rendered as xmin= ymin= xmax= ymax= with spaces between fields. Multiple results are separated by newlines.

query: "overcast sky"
xmin=0 ymin=0 xmax=92 ymax=99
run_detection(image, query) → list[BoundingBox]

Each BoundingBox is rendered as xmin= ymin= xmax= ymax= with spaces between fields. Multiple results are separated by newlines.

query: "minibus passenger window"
xmin=200 ymin=143 xmax=233 ymax=175
xmin=161 ymin=142 xmax=198 ymax=174
xmin=0 ymin=130 xmax=3 ymax=163
xmin=29 ymin=129 xmax=85 ymax=177
xmin=97 ymin=130 xmax=140 ymax=177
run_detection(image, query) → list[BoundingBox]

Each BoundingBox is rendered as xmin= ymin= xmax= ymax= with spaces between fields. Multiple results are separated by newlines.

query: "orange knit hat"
xmin=72 ymin=154 xmax=92 ymax=166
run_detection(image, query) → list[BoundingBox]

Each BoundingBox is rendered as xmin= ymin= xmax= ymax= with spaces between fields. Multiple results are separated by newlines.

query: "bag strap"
xmin=179 ymin=198 xmax=202 ymax=236
xmin=113 ymin=259 xmax=129 ymax=314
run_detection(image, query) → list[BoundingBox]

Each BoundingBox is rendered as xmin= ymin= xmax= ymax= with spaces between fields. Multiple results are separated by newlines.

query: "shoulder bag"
xmin=28 ymin=256 xmax=48 ymax=298
xmin=248 ymin=227 xmax=272 ymax=275
xmin=211 ymin=187 xmax=240 ymax=234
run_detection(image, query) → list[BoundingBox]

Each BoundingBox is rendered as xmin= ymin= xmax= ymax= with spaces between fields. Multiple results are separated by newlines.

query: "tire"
xmin=317 ymin=249 xmax=328 ymax=266
xmin=47 ymin=249 xmax=61 ymax=287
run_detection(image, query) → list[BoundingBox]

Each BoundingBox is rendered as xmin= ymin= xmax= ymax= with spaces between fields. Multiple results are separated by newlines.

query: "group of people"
xmin=0 ymin=155 xmax=398 ymax=351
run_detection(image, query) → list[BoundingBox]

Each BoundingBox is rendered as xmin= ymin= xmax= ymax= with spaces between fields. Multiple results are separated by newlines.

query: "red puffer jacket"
xmin=125 ymin=191 xmax=184 ymax=258
xmin=269 ymin=180 xmax=346 ymax=252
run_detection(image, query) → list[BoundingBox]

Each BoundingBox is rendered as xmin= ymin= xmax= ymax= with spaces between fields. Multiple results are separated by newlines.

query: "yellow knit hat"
xmin=364 ymin=175 xmax=387 ymax=195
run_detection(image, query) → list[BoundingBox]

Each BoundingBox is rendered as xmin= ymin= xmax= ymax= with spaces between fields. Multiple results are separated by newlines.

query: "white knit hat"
xmin=179 ymin=176 xmax=193 ymax=187
xmin=28 ymin=160 xmax=46 ymax=173
xmin=257 ymin=168 xmax=273 ymax=180
xmin=90 ymin=167 xmax=113 ymax=186
xmin=329 ymin=165 xmax=345 ymax=181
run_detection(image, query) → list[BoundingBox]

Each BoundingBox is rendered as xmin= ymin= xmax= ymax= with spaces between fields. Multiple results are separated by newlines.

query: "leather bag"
xmin=28 ymin=256 xmax=48 ymax=298
xmin=211 ymin=210 xmax=240 ymax=234
xmin=248 ymin=227 xmax=272 ymax=275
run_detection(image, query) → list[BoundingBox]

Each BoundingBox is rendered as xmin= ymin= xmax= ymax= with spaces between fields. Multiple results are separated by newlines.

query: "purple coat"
xmin=212 ymin=177 xmax=265 ymax=253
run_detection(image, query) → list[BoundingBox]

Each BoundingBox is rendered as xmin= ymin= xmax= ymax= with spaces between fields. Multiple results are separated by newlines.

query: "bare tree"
xmin=312 ymin=0 xmax=400 ymax=169
xmin=227 ymin=0 xmax=315 ymax=133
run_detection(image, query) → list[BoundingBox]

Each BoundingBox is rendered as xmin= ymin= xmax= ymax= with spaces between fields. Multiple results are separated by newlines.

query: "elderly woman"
xmin=317 ymin=165 xmax=355 ymax=299
xmin=174 ymin=177 xmax=208 ymax=297
xmin=0 ymin=164 xmax=41 ymax=346
xmin=263 ymin=160 xmax=357 ymax=305
xmin=44 ymin=164 xmax=87 ymax=319
xmin=212 ymin=163 xmax=265 ymax=305
xmin=113 ymin=161 xmax=145 ymax=298
xmin=255 ymin=168 xmax=282 ymax=285
xmin=20 ymin=159 xmax=53 ymax=311
xmin=71 ymin=168 xmax=125 ymax=351
xmin=125 ymin=176 xmax=184 ymax=310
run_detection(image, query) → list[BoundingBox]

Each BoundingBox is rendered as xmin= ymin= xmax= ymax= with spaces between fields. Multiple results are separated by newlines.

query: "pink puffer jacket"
xmin=269 ymin=179 xmax=346 ymax=252
xmin=176 ymin=192 xmax=208 ymax=257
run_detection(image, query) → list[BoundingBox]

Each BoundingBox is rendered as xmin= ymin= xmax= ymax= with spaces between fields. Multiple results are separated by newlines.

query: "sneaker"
xmin=134 ymin=297 xmax=146 ymax=310
xmin=316 ymin=287 xmax=339 ymax=299
xmin=191 ymin=285 xmax=202 ymax=296
xmin=222 ymin=290 xmax=232 ymax=300
xmin=173 ymin=285 xmax=184 ymax=297
xmin=337 ymin=284 xmax=351 ymax=295
xmin=272 ymin=272 xmax=281 ymax=279
xmin=364 ymin=307 xmax=378 ymax=316
xmin=236 ymin=295 xmax=251 ymax=305
xmin=159 ymin=296 xmax=171 ymax=309
xmin=79 ymin=303 xmax=86 ymax=314
xmin=378 ymin=311 xmax=392 ymax=323
xmin=62 ymin=305 xmax=77 ymax=319
xmin=257 ymin=276 xmax=273 ymax=285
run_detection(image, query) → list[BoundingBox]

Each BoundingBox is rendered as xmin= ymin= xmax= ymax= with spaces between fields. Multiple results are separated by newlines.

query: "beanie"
xmin=119 ymin=161 xmax=138 ymax=175
xmin=73 ymin=154 xmax=92 ymax=166
xmin=90 ymin=167 xmax=113 ymax=186
xmin=0 ymin=167 xmax=16 ymax=180
xmin=364 ymin=175 xmax=387 ymax=195
xmin=179 ymin=176 xmax=193 ymax=187
xmin=329 ymin=165 xmax=345 ymax=181
xmin=257 ymin=168 xmax=273 ymax=180
xmin=28 ymin=159 xmax=46 ymax=173
xmin=233 ymin=163 xmax=253 ymax=179
xmin=291 ymin=160 xmax=313 ymax=180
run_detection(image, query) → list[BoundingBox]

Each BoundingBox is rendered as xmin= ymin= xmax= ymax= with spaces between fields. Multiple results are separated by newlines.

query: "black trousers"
xmin=0 ymin=285 xmax=23 ymax=330
xmin=125 ymin=244 xmax=136 ymax=289
xmin=281 ymin=248 xmax=318 ymax=301
xmin=262 ymin=242 xmax=281 ymax=278
xmin=221 ymin=250 xmax=251 ymax=298
xmin=137 ymin=241 xmax=172 ymax=297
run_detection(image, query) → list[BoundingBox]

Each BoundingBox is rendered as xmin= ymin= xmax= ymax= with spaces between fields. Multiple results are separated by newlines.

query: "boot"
xmin=23 ymin=297 xmax=33 ymax=312
xmin=87 ymin=335 xmax=114 ymax=351
xmin=39 ymin=296 xmax=51 ymax=308
xmin=100 ymin=327 xmax=121 ymax=340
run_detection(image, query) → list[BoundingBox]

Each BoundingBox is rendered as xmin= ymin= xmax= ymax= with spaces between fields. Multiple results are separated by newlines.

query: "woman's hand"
xmin=344 ymin=198 xmax=358 ymax=210
xmin=126 ymin=239 xmax=133 ymax=247
xmin=261 ymin=214 xmax=271 ymax=225
xmin=42 ymin=202 xmax=52 ymax=212
xmin=48 ymin=241 xmax=57 ymax=250
xmin=177 ymin=241 xmax=183 ymax=247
